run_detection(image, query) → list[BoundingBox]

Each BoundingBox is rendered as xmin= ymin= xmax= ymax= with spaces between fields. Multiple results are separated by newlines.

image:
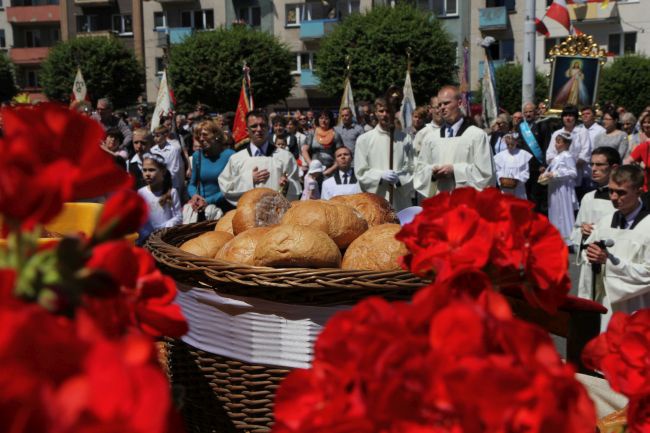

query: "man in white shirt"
xmin=322 ymin=146 xmax=361 ymax=200
xmin=577 ymin=106 xmax=605 ymax=146
xmin=219 ymin=110 xmax=302 ymax=205
xmin=414 ymin=85 xmax=495 ymax=197
xmin=586 ymin=165 xmax=650 ymax=330
xmin=151 ymin=125 xmax=185 ymax=195
xmin=412 ymin=95 xmax=442 ymax=157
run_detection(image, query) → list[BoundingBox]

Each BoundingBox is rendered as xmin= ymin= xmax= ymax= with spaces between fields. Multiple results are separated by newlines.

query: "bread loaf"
xmin=331 ymin=193 xmax=398 ymax=227
xmin=342 ymin=224 xmax=407 ymax=271
xmin=180 ymin=231 xmax=234 ymax=258
xmin=232 ymin=188 xmax=290 ymax=235
xmin=254 ymin=225 xmax=341 ymax=268
xmin=214 ymin=209 xmax=236 ymax=234
xmin=215 ymin=226 xmax=274 ymax=265
xmin=280 ymin=200 xmax=367 ymax=248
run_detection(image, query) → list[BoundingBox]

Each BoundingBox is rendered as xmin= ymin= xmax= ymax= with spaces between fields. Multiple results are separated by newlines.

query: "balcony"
xmin=299 ymin=18 xmax=337 ymax=41
xmin=479 ymin=6 xmax=507 ymax=31
xmin=74 ymin=0 xmax=113 ymax=6
xmin=299 ymin=69 xmax=320 ymax=88
xmin=10 ymin=46 xmax=50 ymax=64
xmin=168 ymin=27 xmax=192 ymax=44
xmin=5 ymin=5 xmax=60 ymax=24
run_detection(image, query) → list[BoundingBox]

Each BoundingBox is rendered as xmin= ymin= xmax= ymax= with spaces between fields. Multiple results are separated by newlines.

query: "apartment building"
xmin=470 ymin=0 xmax=650 ymax=95
xmin=1 ymin=0 xmax=13 ymax=56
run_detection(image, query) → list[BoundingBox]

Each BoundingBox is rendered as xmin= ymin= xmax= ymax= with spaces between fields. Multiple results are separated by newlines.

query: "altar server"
xmin=322 ymin=146 xmax=361 ymax=200
xmin=586 ymin=165 xmax=650 ymax=330
xmin=494 ymin=133 xmax=532 ymax=199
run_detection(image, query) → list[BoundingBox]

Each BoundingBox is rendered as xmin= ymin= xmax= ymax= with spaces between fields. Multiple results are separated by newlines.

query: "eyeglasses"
xmin=248 ymin=123 xmax=267 ymax=130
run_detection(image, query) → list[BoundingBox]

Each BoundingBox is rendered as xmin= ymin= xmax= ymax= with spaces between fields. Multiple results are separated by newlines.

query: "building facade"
xmin=470 ymin=0 xmax=650 ymax=104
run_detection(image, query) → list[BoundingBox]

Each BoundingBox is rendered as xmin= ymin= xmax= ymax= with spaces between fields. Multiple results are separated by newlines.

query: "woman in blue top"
xmin=187 ymin=120 xmax=236 ymax=217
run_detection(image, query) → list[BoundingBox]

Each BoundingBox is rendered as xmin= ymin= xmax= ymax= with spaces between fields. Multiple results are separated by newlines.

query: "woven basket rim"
xmin=145 ymin=221 xmax=428 ymax=296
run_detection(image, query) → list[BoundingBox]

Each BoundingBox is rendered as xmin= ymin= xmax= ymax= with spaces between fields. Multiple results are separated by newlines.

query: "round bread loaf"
xmin=280 ymin=200 xmax=367 ymax=248
xmin=180 ymin=231 xmax=234 ymax=258
xmin=214 ymin=209 xmax=236 ymax=234
xmin=331 ymin=193 xmax=398 ymax=227
xmin=215 ymin=226 xmax=274 ymax=265
xmin=254 ymin=225 xmax=341 ymax=268
xmin=341 ymin=223 xmax=407 ymax=271
xmin=232 ymin=188 xmax=290 ymax=235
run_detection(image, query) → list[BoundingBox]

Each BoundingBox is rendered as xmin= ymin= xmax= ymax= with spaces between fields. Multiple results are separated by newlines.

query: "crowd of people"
xmin=51 ymin=86 xmax=649 ymax=329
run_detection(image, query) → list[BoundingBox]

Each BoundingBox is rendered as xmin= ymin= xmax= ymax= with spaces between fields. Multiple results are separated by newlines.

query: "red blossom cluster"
xmin=583 ymin=311 xmax=650 ymax=431
xmin=396 ymin=188 xmax=571 ymax=313
xmin=274 ymin=275 xmax=596 ymax=433
xmin=0 ymin=104 xmax=187 ymax=433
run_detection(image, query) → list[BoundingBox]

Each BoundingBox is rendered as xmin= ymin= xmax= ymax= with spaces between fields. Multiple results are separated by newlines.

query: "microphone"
xmin=592 ymin=239 xmax=615 ymax=274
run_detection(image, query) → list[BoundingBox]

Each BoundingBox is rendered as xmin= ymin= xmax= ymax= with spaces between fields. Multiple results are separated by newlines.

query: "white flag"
xmin=338 ymin=77 xmax=357 ymax=124
xmin=482 ymin=49 xmax=499 ymax=129
xmin=399 ymin=70 xmax=416 ymax=132
xmin=151 ymin=70 xmax=173 ymax=132
xmin=72 ymin=68 xmax=87 ymax=102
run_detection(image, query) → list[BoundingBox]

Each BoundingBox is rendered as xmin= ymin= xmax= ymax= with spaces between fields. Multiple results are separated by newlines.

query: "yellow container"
xmin=0 ymin=202 xmax=138 ymax=247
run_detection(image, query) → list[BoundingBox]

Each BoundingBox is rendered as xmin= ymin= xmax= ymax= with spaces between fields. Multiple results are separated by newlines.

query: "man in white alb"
xmin=414 ymin=85 xmax=495 ymax=197
xmin=321 ymin=146 xmax=361 ymax=200
xmin=218 ymin=110 xmax=302 ymax=206
xmin=354 ymin=98 xmax=414 ymax=211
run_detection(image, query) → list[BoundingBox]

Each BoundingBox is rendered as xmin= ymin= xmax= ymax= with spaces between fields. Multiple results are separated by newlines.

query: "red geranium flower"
xmin=94 ymin=190 xmax=149 ymax=243
xmin=0 ymin=104 xmax=131 ymax=229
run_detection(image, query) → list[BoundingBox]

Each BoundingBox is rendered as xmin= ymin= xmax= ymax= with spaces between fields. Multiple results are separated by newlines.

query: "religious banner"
xmin=399 ymin=70 xmax=416 ymax=131
xmin=71 ymin=68 xmax=89 ymax=103
xmin=338 ymin=77 xmax=357 ymax=124
xmin=232 ymin=64 xmax=254 ymax=145
xmin=151 ymin=70 xmax=174 ymax=132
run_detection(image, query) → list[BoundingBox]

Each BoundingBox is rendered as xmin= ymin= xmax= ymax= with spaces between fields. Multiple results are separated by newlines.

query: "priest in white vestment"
xmin=354 ymin=98 xmax=414 ymax=211
xmin=414 ymin=86 xmax=495 ymax=198
xmin=586 ymin=165 xmax=650 ymax=330
xmin=572 ymin=147 xmax=621 ymax=304
xmin=219 ymin=111 xmax=302 ymax=206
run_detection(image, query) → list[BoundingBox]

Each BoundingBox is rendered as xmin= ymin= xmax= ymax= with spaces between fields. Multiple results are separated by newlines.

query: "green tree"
xmin=316 ymin=5 xmax=456 ymax=104
xmin=168 ymin=26 xmax=294 ymax=112
xmin=474 ymin=63 xmax=548 ymax=114
xmin=40 ymin=37 xmax=144 ymax=108
xmin=599 ymin=54 xmax=650 ymax=115
xmin=0 ymin=52 xmax=18 ymax=101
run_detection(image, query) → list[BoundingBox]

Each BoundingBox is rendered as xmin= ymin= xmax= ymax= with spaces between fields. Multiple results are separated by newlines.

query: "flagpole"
xmin=522 ymin=0 xmax=536 ymax=106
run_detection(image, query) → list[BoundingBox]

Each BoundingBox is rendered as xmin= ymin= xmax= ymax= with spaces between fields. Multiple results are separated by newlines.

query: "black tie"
xmin=447 ymin=126 xmax=454 ymax=137
xmin=343 ymin=173 xmax=348 ymax=184
xmin=620 ymin=217 xmax=627 ymax=229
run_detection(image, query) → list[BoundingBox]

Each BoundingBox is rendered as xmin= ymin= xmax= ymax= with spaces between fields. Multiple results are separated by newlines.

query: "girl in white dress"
xmin=540 ymin=133 xmax=578 ymax=247
xmin=137 ymin=153 xmax=182 ymax=243
xmin=494 ymin=133 xmax=532 ymax=200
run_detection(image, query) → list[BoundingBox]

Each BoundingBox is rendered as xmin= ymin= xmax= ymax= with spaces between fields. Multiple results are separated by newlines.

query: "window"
xmin=181 ymin=10 xmax=214 ymax=30
xmin=0 ymin=30 xmax=5 ymax=48
xmin=51 ymin=28 xmax=59 ymax=42
xmin=112 ymin=14 xmax=133 ymax=35
xmin=485 ymin=0 xmax=514 ymax=11
xmin=76 ymin=15 xmax=99 ymax=32
xmin=285 ymin=4 xmax=302 ymax=26
xmin=292 ymin=52 xmax=316 ymax=74
xmin=26 ymin=70 xmax=39 ymax=88
xmin=155 ymin=57 xmax=165 ymax=76
xmin=433 ymin=0 xmax=457 ymax=16
xmin=238 ymin=6 xmax=261 ymax=27
xmin=608 ymin=32 xmax=636 ymax=56
xmin=154 ymin=12 xmax=167 ymax=30
xmin=339 ymin=0 xmax=360 ymax=18
xmin=25 ymin=30 xmax=41 ymax=48
xmin=486 ymin=38 xmax=514 ymax=61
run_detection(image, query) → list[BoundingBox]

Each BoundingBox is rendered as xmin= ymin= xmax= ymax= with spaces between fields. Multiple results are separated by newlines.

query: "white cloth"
xmin=151 ymin=142 xmax=185 ymax=192
xmin=414 ymin=122 xmax=496 ymax=197
xmin=494 ymin=148 xmax=532 ymax=199
xmin=137 ymin=186 xmax=182 ymax=240
xmin=578 ymin=122 xmax=605 ymax=149
xmin=586 ymin=212 xmax=650 ymax=330
xmin=218 ymin=146 xmax=302 ymax=206
xmin=301 ymin=174 xmax=320 ymax=200
xmin=321 ymin=176 xmax=362 ymax=200
xmin=571 ymin=190 xmax=616 ymax=303
xmin=175 ymin=285 xmax=348 ymax=368
xmin=546 ymin=127 xmax=591 ymax=184
xmin=547 ymin=151 xmax=578 ymax=246
xmin=354 ymin=125 xmax=414 ymax=211
xmin=412 ymin=122 xmax=440 ymax=157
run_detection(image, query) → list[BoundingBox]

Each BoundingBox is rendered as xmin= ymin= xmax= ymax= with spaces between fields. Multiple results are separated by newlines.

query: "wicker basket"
xmin=147 ymin=222 xmax=428 ymax=432
xmin=499 ymin=177 xmax=518 ymax=189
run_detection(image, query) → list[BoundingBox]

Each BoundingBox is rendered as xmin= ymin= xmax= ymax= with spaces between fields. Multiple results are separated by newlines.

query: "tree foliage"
xmin=168 ymin=26 xmax=294 ymax=112
xmin=599 ymin=54 xmax=650 ymax=115
xmin=493 ymin=63 xmax=548 ymax=114
xmin=0 ymin=52 xmax=18 ymax=102
xmin=40 ymin=37 xmax=144 ymax=108
xmin=316 ymin=5 xmax=457 ymax=104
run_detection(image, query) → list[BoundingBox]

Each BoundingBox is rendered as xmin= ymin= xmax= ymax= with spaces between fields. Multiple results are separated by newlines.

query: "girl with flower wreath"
xmin=301 ymin=110 xmax=343 ymax=178
xmin=137 ymin=152 xmax=182 ymax=243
